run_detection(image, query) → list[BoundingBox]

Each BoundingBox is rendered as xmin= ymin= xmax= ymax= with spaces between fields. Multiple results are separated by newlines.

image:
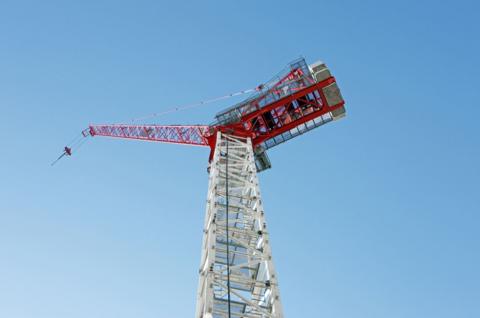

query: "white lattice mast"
xmin=196 ymin=132 xmax=284 ymax=318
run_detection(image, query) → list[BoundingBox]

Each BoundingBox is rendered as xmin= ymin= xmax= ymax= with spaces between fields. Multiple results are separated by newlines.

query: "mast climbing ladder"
xmin=196 ymin=132 xmax=284 ymax=318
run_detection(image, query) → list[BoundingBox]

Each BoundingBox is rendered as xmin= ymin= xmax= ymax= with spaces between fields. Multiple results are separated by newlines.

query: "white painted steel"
xmin=196 ymin=132 xmax=284 ymax=318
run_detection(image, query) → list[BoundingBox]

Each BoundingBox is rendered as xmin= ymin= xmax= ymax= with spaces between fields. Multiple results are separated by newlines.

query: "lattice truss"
xmin=196 ymin=133 xmax=284 ymax=318
xmin=89 ymin=124 xmax=209 ymax=146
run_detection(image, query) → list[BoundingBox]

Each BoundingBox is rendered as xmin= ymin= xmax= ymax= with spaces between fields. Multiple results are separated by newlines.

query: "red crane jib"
xmin=89 ymin=75 xmax=344 ymax=162
xmin=89 ymin=124 xmax=211 ymax=146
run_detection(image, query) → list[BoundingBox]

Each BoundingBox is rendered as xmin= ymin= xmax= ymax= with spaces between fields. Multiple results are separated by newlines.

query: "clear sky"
xmin=0 ymin=1 xmax=479 ymax=317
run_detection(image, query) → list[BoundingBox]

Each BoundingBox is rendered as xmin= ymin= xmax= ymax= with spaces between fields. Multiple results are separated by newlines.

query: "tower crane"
xmin=59 ymin=58 xmax=346 ymax=318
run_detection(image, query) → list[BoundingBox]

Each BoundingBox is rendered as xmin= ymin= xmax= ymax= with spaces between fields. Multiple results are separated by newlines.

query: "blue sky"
xmin=0 ymin=0 xmax=479 ymax=317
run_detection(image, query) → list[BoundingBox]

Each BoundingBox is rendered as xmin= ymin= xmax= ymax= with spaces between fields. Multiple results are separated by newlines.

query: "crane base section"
xmin=196 ymin=132 xmax=284 ymax=318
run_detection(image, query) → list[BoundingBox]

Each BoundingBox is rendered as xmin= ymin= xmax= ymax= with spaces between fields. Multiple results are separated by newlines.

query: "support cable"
xmin=128 ymin=87 xmax=260 ymax=123
xmin=225 ymin=136 xmax=232 ymax=318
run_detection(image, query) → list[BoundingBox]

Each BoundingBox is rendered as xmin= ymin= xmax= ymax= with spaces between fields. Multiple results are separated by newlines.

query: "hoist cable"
xmin=66 ymin=132 xmax=84 ymax=147
xmin=225 ymin=137 xmax=232 ymax=318
xmin=73 ymin=136 xmax=89 ymax=152
xmin=50 ymin=152 xmax=67 ymax=166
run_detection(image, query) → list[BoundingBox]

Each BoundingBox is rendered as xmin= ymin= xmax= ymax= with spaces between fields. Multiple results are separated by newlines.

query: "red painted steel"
xmin=87 ymin=76 xmax=343 ymax=155
xmin=238 ymin=77 xmax=344 ymax=147
xmin=89 ymin=124 xmax=211 ymax=147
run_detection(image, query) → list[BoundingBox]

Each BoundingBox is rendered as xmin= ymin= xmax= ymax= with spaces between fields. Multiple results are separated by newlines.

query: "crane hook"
xmin=51 ymin=146 xmax=72 ymax=166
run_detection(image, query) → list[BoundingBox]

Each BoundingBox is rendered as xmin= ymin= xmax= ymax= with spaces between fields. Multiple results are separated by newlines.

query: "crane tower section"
xmin=196 ymin=133 xmax=283 ymax=318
